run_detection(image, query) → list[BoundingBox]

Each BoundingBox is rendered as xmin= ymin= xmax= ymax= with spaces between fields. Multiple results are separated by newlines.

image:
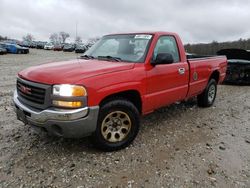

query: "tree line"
xmin=22 ymin=32 xmax=96 ymax=44
xmin=22 ymin=32 xmax=73 ymax=44
xmin=0 ymin=35 xmax=8 ymax=41
xmin=0 ymin=32 xmax=100 ymax=46
xmin=184 ymin=38 xmax=250 ymax=55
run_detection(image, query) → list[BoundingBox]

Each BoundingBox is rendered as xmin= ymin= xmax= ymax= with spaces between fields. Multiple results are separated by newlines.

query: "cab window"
xmin=153 ymin=36 xmax=180 ymax=63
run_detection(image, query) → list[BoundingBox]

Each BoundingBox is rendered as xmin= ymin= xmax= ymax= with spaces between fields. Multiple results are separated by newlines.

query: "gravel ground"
xmin=0 ymin=49 xmax=249 ymax=188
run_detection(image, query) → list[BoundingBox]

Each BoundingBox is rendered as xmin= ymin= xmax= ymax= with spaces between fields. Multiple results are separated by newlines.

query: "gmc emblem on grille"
xmin=20 ymin=85 xmax=32 ymax=94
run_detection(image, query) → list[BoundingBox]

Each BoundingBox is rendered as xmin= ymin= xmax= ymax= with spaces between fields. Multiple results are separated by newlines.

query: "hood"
xmin=18 ymin=59 xmax=135 ymax=84
xmin=217 ymin=49 xmax=250 ymax=61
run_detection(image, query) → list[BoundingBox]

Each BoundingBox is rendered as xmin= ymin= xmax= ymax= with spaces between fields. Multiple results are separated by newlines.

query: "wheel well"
xmin=100 ymin=90 xmax=142 ymax=114
xmin=209 ymin=70 xmax=220 ymax=83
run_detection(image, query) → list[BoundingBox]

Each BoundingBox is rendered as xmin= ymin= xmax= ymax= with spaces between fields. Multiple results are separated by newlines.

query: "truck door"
xmin=145 ymin=35 xmax=189 ymax=111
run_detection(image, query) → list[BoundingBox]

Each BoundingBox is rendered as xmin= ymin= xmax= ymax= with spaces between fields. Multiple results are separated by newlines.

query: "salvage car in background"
xmin=63 ymin=44 xmax=75 ymax=52
xmin=53 ymin=44 xmax=63 ymax=51
xmin=44 ymin=43 xmax=54 ymax=50
xmin=36 ymin=42 xmax=47 ymax=49
xmin=0 ymin=42 xmax=29 ymax=54
xmin=29 ymin=42 xmax=37 ymax=48
xmin=0 ymin=43 xmax=8 ymax=54
xmin=217 ymin=49 xmax=250 ymax=84
xmin=0 ymin=47 xmax=7 ymax=55
xmin=75 ymin=43 xmax=87 ymax=53
xmin=19 ymin=41 xmax=30 ymax=48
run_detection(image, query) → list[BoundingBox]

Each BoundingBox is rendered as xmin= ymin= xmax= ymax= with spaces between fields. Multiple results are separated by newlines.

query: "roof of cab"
xmin=104 ymin=31 xmax=178 ymax=37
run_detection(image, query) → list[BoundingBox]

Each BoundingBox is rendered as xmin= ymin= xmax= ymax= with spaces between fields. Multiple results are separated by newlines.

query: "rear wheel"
xmin=93 ymin=98 xmax=140 ymax=151
xmin=197 ymin=79 xmax=217 ymax=107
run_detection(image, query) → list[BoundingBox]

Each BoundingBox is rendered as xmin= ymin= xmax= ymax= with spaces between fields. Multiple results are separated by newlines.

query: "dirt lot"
xmin=0 ymin=49 xmax=249 ymax=187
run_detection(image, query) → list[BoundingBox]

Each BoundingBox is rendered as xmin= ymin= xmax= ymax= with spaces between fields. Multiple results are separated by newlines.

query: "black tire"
xmin=197 ymin=79 xmax=217 ymax=107
xmin=93 ymin=98 xmax=140 ymax=151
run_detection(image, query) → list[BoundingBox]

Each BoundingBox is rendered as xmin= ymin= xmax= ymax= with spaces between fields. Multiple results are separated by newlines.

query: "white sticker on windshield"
xmin=134 ymin=35 xmax=152 ymax=39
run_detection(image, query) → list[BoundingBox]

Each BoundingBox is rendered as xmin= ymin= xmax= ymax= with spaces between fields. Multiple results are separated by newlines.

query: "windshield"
xmin=84 ymin=34 xmax=152 ymax=62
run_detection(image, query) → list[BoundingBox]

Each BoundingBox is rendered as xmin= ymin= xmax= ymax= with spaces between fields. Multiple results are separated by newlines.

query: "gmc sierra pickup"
xmin=14 ymin=32 xmax=227 ymax=151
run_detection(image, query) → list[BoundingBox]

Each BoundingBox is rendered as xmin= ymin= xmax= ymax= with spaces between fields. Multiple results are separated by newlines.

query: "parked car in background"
xmin=19 ymin=41 xmax=37 ymax=48
xmin=217 ymin=49 xmax=250 ymax=85
xmin=75 ymin=44 xmax=87 ymax=53
xmin=63 ymin=44 xmax=75 ymax=52
xmin=36 ymin=41 xmax=47 ymax=49
xmin=0 ymin=43 xmax=8 ymax=51
xmin=29 ymin=42 xmax=37 ymax=48
xmin=0 ymin=47 xmax=7 ymax=55
xmin=19 ymin=41 xmax=30 ymax=48
xmin=44 ymin=43 xmax=54 ymax=50
xmin=2 ymin=39 xmax=20 ymax=45
xmin=53 ymin=44 xmax=63 ymax=51
xmin=0 ymin=42 xmax=29 ymax=54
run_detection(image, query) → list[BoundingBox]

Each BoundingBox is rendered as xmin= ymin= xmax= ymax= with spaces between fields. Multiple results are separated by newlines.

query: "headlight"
xmin=53 ymin=84 xmax=87 ymax=97
xmin=52 ymin=85 xmax=87 ymax=108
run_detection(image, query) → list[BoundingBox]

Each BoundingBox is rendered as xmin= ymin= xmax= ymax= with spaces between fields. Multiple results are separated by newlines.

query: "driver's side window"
xmin=153 ymin=36 xmax=180 ymax=63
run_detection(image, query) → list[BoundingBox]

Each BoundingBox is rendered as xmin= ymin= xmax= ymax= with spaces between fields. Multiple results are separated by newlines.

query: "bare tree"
xmin=22 ymin=34 xmax=34 ymax=42
xmin=49 ymin=33 xmax=59 ymax=44
xmin=0 ymin=35 xmax=8 ymax=41
xmin=59 ymin=31 xmax=70 ymax=43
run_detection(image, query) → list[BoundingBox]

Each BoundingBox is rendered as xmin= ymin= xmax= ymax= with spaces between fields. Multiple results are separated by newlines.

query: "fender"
xmin=88 ymin=81 xmax=144 ymax=106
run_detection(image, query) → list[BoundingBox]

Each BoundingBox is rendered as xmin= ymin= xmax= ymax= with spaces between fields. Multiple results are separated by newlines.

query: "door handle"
xmin=178 ymin=68 xmax=185 ymax=74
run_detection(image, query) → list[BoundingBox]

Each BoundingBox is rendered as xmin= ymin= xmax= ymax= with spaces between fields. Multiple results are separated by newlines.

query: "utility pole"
xmin=75 ymin=21 xmax=78 ymax=43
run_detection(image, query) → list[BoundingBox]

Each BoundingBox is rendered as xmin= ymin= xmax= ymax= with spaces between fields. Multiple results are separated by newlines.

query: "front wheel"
xmin=197 ymin=79 xmax=217 ymax=107
xmin=93 ymin=98 xmax=140 ymax=151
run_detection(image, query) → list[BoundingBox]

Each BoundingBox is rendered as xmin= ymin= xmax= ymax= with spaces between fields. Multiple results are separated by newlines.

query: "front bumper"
xmin=13 ymin=90 xmax=99 ymax=138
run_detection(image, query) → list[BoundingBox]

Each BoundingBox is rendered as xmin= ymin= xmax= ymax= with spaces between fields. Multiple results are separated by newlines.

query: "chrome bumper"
xmin=13 ymin=90 xmax=99 ymax=138
xmin=14 ymin=90 xmax=88 ymax=123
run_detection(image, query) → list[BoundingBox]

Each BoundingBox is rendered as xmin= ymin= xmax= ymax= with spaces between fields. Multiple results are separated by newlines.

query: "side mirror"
xmin=151 ymin=53 xmax=174 ymax=65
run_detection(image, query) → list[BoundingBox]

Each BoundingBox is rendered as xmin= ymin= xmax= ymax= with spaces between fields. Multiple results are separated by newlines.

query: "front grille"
xmin=16 ymin=78 xmax=51 ymax=109
xmin=17 ymin=80 xmax=46 ymax=104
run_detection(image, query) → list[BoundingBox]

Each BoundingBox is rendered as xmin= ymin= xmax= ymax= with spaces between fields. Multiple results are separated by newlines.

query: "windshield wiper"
xmin=98 ymin=55 xmax=122 ymax=62
xmin=80 ymin=55 xmax=95 ymax=59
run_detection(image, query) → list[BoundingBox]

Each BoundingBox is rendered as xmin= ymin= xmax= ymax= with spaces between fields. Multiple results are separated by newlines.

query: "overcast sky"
xmin=1 ymin=0 xmax=250 ymax=44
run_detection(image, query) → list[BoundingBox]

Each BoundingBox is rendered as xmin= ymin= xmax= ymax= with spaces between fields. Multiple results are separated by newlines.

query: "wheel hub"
xmin=208 ymin=85 xmax=215 ymax=103
xmin=101 ymin=111 xmax=131 ymax=143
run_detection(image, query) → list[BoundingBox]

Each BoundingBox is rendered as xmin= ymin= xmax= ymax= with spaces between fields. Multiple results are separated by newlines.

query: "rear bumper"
xmin=13 ymin=90 xmax=99 ymax=138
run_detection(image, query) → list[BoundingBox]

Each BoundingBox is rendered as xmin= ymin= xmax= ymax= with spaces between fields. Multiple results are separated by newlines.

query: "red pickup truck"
xmin=14 ymin=32 xmax=227 ymax=151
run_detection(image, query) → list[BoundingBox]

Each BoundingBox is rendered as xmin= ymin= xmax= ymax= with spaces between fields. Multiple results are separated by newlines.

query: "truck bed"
xmin=186 ymin=56 xmax=227 ymax=98
xmin=186 ymin=54 xmax=222 ymax=59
